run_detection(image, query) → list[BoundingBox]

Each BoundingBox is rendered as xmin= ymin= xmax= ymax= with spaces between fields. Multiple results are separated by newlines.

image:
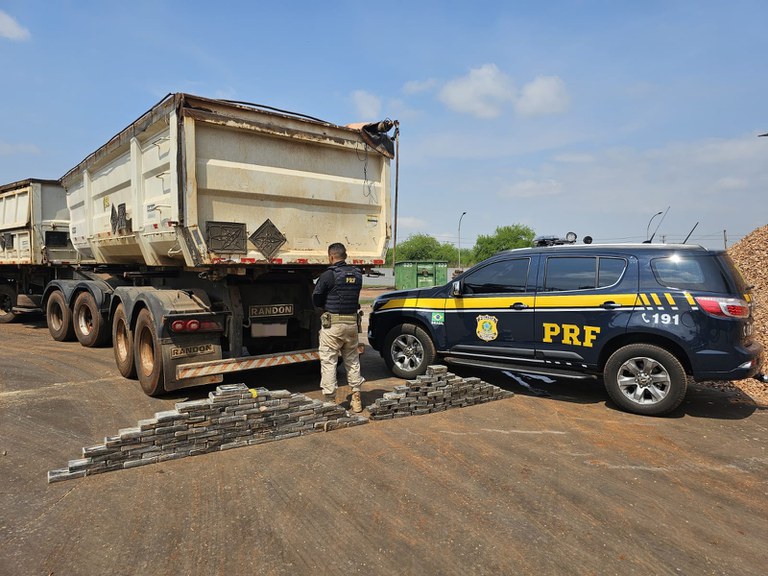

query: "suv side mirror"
xmin=451 ymin=280 xmax=463 ymax=297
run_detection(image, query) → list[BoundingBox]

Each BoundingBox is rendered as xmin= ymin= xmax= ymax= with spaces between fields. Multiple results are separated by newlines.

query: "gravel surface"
xmin=703 ymin=224 xmax=768 ymax=406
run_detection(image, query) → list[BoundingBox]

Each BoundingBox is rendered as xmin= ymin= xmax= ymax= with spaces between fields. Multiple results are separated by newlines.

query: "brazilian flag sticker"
xmin=431 ymin=312 xmax=444 ymax=325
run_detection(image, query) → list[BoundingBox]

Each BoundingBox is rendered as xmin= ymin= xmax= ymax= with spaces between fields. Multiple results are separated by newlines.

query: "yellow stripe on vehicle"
xmin=380 ymin=293 xmax=640 ymax=311
xmin=684 ymin=292 xmax=696 ymax=305
xmin=651 ymin=293 xmax=662 ymax=306
xmin=534 ymin=294 xmax=638 ymax=308
xmin=664 ymin=293 xmax=676 ymax=305
xmin=380 ymin=296 xmax=536 ymax=310
xmin=640 ymin=294 xmax=651 ymax=306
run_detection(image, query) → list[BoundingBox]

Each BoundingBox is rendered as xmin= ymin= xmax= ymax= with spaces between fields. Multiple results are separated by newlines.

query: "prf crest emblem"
xmin=476 ymin=315 xmax=498 ymax=342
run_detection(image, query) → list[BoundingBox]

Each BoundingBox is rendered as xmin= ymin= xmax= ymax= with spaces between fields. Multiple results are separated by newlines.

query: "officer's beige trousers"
xmin=319 ymin=323 xmax=364 ymax=395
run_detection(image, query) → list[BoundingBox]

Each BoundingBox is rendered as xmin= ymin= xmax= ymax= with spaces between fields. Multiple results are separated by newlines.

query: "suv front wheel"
xmin=383 ymin=323 xmax=436 ymax=379
xmin=603 ymin=343 xmax=687 ymax=416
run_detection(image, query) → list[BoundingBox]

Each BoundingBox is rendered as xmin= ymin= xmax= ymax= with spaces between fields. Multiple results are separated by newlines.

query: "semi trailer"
xmin=0 ymin=178 xmax=83 ymax=323
xmin=5 ymin=93 xmax=395 ymax=395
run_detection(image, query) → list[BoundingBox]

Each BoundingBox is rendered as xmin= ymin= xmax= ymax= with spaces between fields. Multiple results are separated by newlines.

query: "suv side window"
xmin=463 ymin=258 xmax=530 ymax=294
xmin=598 ymin=257 xmax=626 ymax=287
xmin=544 ymin=257 xmax=596 ymax=291
xmin=651 ymin=255 xmax=730 ymax=293
xmin=544 ymin=256 xmax=627 ymax=291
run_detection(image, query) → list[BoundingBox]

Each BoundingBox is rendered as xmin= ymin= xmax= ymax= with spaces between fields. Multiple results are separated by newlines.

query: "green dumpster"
xmin=394 ymin=261 xmax=448 ymax=290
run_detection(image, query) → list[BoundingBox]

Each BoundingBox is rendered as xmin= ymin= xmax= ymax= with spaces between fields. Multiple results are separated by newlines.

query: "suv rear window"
xmin=650 ymin=255 xmax=732 ymax=293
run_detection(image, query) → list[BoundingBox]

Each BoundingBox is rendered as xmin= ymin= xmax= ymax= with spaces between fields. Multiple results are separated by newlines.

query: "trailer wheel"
xmin=134 ymin=308 xmax=165 ymax=396
xmin=73 ymin=292 xmax=110 ymax=347
xmin=112 ymin=304 xmax=136 ymax=379
xmin=0 ymin=285 xmax=18 ymax=324
xmin=46 ymin=290 xmax=75 ymax=341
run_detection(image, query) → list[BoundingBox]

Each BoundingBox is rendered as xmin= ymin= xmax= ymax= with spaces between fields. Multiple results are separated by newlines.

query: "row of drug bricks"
xmin=48 ymin=365 xmax=513 ymax=482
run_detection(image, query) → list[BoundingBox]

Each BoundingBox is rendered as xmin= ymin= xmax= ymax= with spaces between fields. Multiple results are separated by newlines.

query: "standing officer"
xmin=312 ymin=242 xmax=364 ymax=412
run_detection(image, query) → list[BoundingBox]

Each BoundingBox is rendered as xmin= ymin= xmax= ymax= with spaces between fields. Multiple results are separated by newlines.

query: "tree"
xmin=387 ymin=233 xmax=463 ymax=265
xmin=390 ymin=233 xmax=443 ymax=263
xmin=473 ymin=224 xmax=535 ymax=262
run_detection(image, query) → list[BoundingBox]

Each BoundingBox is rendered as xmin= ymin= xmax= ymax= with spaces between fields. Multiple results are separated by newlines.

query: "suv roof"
xmin=497 ymin=243 xmax=718 ymax=256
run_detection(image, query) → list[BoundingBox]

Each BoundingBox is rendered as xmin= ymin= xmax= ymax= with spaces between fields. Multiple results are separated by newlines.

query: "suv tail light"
xmin=694 ymin=296 xmax=750 ymax=318
xmin=169 ymin=318 xmax=224 ymax=333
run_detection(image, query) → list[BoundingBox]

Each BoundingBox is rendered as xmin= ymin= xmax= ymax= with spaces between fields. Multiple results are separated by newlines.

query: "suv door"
xmin=445 ymin=255 xmax=539 ymax=363
xmin=534 ymin=254 xmax=638 ymax=369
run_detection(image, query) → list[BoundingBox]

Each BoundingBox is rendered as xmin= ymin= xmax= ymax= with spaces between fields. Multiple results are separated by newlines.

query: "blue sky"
xmin=1 ymin=1 xmax=766 ymax=250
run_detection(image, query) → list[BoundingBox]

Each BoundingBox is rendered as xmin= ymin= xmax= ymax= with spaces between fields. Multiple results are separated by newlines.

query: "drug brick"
xmin=154 ymin=410 xmax=183 ymax=423
xmin=82 ymin=444 xmax=110 ymax=457
xmin=48 ymin=469 xmax=86 ymax=483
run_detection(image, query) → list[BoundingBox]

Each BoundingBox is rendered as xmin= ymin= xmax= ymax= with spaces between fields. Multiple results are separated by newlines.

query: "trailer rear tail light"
xmin=695 ymin=296 xmax=750 ymax=318
xmin=169 ymin=318 xmax=224 ymax=333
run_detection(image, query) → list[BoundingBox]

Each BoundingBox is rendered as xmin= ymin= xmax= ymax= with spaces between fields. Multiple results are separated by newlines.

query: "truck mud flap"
xmin=162 ymin=337 xmax=223 ymax=392
xmin=175 ymin=348 xmax=319 ymax=382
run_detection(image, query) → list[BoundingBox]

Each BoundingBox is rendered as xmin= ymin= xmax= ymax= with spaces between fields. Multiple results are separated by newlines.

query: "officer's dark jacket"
xmin=313 ymin=260 xmax=362 ymax=314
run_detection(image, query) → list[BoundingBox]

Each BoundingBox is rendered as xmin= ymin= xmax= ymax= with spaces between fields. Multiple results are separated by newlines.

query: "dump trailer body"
xmin=0 ymin=179 xmax=77 ymax=266
xmin=0 ymin=179 xmax=80 ymax=321
xmin=62 ymin=93 xmax=390 ymax=267
xmin=51 ymin=94 xmax=394 ymax=394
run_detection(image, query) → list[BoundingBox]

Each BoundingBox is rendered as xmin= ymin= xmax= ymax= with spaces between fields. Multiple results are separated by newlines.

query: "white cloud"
xmin=397 ymin=216 xmax=428 ymax=230
xmin=0 ymin=141 xmax=39 ymax=155
xmin=403 ymin=79 xmax=438 ymax=95
xmin=499 ymin=179 xmax=563 ymax=198
xmin=350 ymin=90 xmax=382 ymax=120
xmin=715 ymin=176 xmax=748 ymax=190
xmin=515 ymin=76 xmax=570 ymax=116
xmin=438 ymin=64 xmax=516 ymax=119
xmin=0 ymin=11 xmax=30 ymax=41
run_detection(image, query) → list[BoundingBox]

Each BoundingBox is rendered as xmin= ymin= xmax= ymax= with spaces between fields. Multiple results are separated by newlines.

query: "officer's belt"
xmin=328 ymin=313 xmax=358 ymax=325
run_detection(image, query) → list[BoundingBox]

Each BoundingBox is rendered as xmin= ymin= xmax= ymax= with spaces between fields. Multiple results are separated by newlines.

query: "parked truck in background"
xmin=5 ymin=93 xmax=395 ymax=396
xmin=0 ymin=179 xmax=83 ymax=322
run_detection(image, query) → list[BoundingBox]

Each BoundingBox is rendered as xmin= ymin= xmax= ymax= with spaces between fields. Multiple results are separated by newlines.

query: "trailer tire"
xmin=134 ymin=308 xmax=165 ymax=396
xmin=0 ymin=285 xmax=18 ymax=324
xmin=112 ymin=304 xmax=137 ymax=379
xmin=46 ymin=290 xmax=76 ymax=341
xmin=73 ymin=291 xmax=110 ymax=348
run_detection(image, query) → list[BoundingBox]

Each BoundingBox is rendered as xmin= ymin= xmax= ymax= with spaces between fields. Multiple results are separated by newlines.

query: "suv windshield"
xmin=650 ymin=254 xmax=741 ymax=294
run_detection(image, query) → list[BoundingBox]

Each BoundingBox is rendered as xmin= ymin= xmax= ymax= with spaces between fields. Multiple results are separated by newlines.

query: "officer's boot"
xmin=322 ymin=390 xmax=336 ymax=404
xmin=350 ymin=391 xmax=363 ymax=413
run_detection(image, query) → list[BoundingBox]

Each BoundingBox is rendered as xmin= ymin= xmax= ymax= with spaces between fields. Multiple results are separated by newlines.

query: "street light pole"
xmin=646 ymin=211 xmax=663 ymax=242
xmin=458 ymin=211 xmax=467 ymax=271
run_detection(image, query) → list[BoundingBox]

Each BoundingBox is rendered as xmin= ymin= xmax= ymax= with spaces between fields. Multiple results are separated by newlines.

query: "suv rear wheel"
xmin=383 ymin=323 xmax=436 ymax=379
xmin=604 ymin=343 xmax=687 ymax=416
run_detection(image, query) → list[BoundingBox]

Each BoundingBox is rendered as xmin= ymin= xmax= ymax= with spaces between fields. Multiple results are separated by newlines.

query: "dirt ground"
xmin=1 ymin=315 xmax=767 ymax=575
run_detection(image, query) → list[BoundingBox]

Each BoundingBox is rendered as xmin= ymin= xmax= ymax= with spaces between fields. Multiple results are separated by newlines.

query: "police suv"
xmin=368 ymin=240 xmax=764 ymax=415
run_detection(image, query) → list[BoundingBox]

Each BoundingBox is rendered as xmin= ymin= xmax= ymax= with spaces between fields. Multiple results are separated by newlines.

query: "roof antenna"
xmin=682 ymin=221 xmax=699 ymax=244
xmin=648 ymin=206 xmax=670 ymax=243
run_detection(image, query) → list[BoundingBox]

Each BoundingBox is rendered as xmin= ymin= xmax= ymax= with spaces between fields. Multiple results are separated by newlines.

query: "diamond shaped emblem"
xmin=249 ymin=219 xmax=287 ymax=260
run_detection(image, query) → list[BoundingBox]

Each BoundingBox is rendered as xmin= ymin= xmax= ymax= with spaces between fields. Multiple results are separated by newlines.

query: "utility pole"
xmin=458 ymin=211 xmax=467 ymax=271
